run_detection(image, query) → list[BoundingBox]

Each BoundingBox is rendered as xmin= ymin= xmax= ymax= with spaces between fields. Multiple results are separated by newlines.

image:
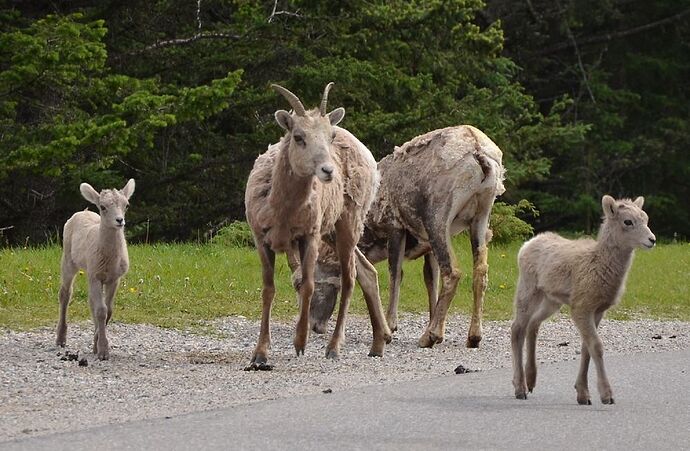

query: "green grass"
xmin=1 ymin=239 xmax=689 ymax=331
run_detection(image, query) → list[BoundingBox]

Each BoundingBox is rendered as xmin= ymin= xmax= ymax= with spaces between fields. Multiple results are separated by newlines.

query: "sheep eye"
xmin=624 ymin=219 xmax=633 ymax=226
xmin=100 ymin=206 xmax=107 ymax=212
xmin=293 ymin=134 xmax=304 ymax=144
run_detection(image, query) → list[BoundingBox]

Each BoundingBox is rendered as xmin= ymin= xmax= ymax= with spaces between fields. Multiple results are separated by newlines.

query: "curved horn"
xmin=271 ymin=84 xmax=306 ymax=116
xmin=320 ymin=82 xmax=335 ymax=116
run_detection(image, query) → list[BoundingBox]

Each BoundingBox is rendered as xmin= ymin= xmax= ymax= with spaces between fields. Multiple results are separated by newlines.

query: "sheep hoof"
xmin=295 ymin=348 xmax=305 ymax=357
xmin=418 ymin=332 xmax=437 ymax=348
xmin=325 ymin=348 xmax=339 ymax=359
xmin=515 ymin=393 xmax=527 ymax=400
xmin=602 ymin=397 xmax=615 ymax=405
xmin=578 ymin=398 xmax=592 ymax=405
xmin=244 ymin=361 xmax=274 ymax=371
xmin=466 ymin=335 xmax=482 ymax=348
xmin=97 ymin=352 xmax=109 ymax=361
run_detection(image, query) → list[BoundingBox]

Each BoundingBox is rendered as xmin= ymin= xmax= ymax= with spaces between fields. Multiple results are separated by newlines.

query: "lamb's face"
xmin=80 ymin=179 xmax=135 ymax=230
xmin=97 ymin=190 xmax=130 ymax=229
xmin=603 ymin=195 xmax=656 ymax=250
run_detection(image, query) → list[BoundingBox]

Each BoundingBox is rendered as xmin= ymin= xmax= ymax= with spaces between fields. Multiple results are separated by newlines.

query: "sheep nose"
xmin=116 ymin=217 xmax=124 ymax=226
xmin=321 ymin=166 xmax=333 ymax=176
xmin=649 ymin=237 xmax=656 ymax=245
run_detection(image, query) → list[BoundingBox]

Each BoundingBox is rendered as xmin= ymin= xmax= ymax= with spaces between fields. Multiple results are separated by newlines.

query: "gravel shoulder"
xmin=2 ymin=314 xmax=689 ymax=442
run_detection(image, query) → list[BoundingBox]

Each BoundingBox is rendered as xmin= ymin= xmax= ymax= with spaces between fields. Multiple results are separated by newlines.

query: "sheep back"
xmin=370 ymin=125 xmax=504 ymax=240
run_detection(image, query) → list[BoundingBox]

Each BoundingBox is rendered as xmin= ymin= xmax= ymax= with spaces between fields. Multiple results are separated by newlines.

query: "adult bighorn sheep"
xmin=511 ymin=195 xmax=655 ymax=404
xmin=304 ymin=126 xmax=505 ymax=348
xmin=244 ymin=82 xmax=390 ymax=369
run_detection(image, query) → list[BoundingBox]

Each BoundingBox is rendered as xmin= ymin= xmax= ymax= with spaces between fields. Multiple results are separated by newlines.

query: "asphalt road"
xmin=3 ymin=349 xmax=689 ymax=450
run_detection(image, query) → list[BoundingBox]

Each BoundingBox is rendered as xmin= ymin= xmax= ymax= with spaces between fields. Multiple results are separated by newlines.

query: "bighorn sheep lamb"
xmin=56 ymin=179 xmax=136 ymax=360
xmin=306 ymin=125 xmax=505 ymax=349
xmin=511 ymin=195 xmax=656 ymax=404
xmin=244 ymin=82 xmax=390 ymax=368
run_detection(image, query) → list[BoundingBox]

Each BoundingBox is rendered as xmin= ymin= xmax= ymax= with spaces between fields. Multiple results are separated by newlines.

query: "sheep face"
xmin=601 ymin=195 xmax=656 ymax=250
xmin=80 ymin=179 xmax=136 ymax=229
xmin=272 ymin=82 xmax=345 ymax=183
xmin=275 ymin=109 xmax=344 ymax=183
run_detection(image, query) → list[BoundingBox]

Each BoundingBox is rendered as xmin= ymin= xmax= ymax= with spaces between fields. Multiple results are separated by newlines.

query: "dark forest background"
xmin=1 ymin=0 xmax=688 ymax=245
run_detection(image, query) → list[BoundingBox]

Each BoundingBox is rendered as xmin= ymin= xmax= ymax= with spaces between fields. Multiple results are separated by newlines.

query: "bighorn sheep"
xmin=244 ymin=82 xmax=390 ymax=368
xmin=306 ymin=126 xmax=506 ymax=348
xmin=56 ymin=179 xmax=136 ymax=360
xmin=511 ymin=195 xmax=656 ymax=404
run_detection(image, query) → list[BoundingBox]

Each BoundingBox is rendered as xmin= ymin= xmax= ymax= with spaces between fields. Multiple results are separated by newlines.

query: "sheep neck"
xmin=96 ymin=222 xmax=127 ymax=264
xmin=269 ymin=143 xmax=315 ymax=220
xmin=594 ymin=224 xmax=635 ymax=289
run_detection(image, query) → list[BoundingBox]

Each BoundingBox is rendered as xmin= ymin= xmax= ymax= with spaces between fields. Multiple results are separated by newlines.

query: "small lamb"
xmin=56 ymin=179 xmax=135 ymax=360
xmin=511 ymin=195 xmax=656 ymax=404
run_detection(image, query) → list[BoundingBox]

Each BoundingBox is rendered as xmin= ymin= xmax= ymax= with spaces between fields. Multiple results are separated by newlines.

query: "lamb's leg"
xmin=422 ymin=253 xmax=439 ymax=321
xmin=354 ymin=248 xmax=392 ymax=357
xmin=295 ymin=236 xmax=317 ymax=356
xmin=250 ymin=244 xmax=276 ymax=366
xmin=385 ymin=229 xmax=406 ymax=332
xmin=327 ymin=221 xmax=357 ymax=359
xmin=56 ymin=259 xmax=77 ymax=347
xmin=511 ymin=276 xmax=537 ymax=399
xmin=572 ymin=308 xmax=613 ymax=404
xmin=88 ymin=279 xmax=109 ymax=360
xmin=104 ymin=280 xmax=119 ymax=324
xmin=418 ymin=228 xmax=459 ymax=348
xmin=574 ymin=309 xmax=605 ymax=405
xmin=467 ymin=216 xmax=491 ymax=348
xmin=525 ymin=299 xmax=560 ymax=394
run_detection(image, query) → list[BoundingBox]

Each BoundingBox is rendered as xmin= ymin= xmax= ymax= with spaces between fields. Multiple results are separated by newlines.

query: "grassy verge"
xmin=1 ymin=239 xmax=688 ymax=331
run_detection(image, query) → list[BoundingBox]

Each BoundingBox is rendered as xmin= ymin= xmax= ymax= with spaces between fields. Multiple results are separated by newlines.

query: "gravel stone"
xmin=1 ymin=313 xmax=689 ymax=441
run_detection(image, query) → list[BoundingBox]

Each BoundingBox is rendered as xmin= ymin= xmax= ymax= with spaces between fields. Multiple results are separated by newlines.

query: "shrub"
xmin=212 ymin=221 xmax=255 ymax=248
xmin=490 ymin=200 xmax=538 ymax=243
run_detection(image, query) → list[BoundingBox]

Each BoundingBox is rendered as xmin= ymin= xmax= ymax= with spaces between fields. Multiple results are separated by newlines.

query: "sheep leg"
xmin=295 ymin=236 xmax=317 ymax=356
xmin=385 ymin=229 xmax=406 ymax=332
xmin=327 ymin=222 xmax=357 ymax=359
xmin=354 ymin=248 xmax=392 ymax=357
xmin=572 ymin=308 xmax=613 ymax=404
xmin=467 ymin=215 xmax=491 ymax=348
xmin=88 ymin=278 xmax=109 ymax=360
xmin=250 ymin=244 xmax=276 ymax=366
xmin=525 ymin=299 xmax=560 ymax=393
xmin=574 ymin=309 xmax=605 ymax=405
xmin=422 ymin=253 xmax=439 ymax=321
xmin=56 ymin=260 xmax=77 ymax=347
xmin=418 ymin=230 xmax=459 ymax=348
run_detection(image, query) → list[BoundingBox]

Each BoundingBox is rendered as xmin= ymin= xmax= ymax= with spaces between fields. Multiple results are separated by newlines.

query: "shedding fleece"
xmin=307 ymin=125 xmax=505 ymax=349
xmin=245 ymin=126 xmax=378 ymax=251
xmin=244 ymin=83 xmax=389 ymax=368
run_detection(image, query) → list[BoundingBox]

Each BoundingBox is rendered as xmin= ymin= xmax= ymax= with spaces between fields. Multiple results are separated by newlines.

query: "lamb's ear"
xmin=601 ymin=195 xmax=616 ymax=217
xmin=275 ymin=110 xmax=293 ymax=131
xmin=80 ymin=183 xmax=100 ymax=205
xmin=633 ymin=196 xmax=644 ymax=208
xmin=327 ymin=107 xmax=345 ymax=126
xmin=121 ymin=178 xmax=135 ymax=199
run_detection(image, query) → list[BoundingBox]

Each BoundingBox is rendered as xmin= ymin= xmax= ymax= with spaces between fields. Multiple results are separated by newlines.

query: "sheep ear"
xmin=601 ymin=195 xmax=616 ymax=217
xmin=80 ymin=183 xmax=100 ymax=205
xmin=633 ymin=196 xmax=644 ymax=208
xmin=327 ymin=107 xmax=345 ymax=126
xmin=275 ymin=110 xmax=293 ymax=131
xmin=121 ymin=178 xmax=135 ymax=199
